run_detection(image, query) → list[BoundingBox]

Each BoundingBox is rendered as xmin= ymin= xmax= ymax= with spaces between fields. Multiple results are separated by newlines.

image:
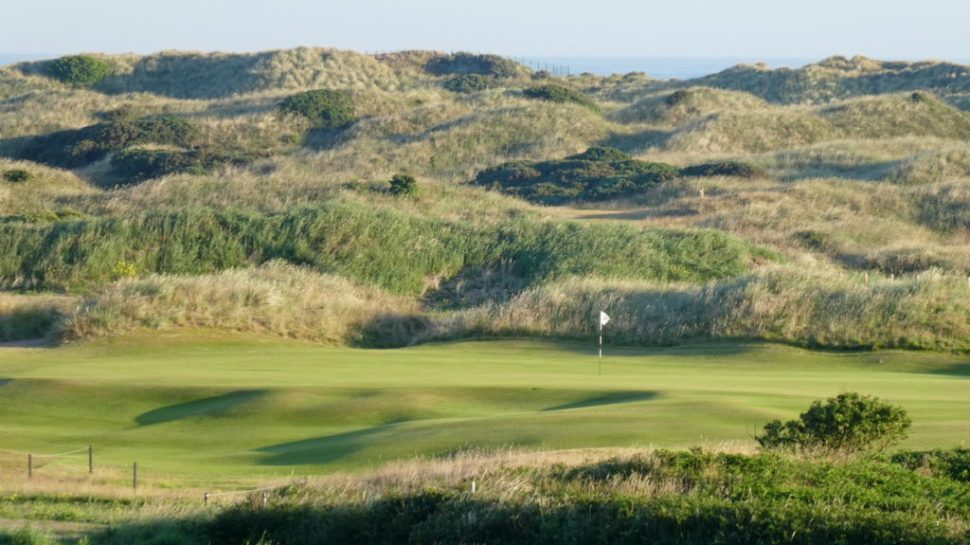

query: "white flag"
xmin=599 ymin=311 xmax=610 ymax=327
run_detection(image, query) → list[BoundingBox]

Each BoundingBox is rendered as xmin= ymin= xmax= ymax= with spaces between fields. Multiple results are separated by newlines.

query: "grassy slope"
xmin=0 ymin=334 xmax=967 ymax=482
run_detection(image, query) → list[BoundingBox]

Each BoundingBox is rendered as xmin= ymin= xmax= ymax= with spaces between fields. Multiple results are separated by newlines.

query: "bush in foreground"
xmin=87 ymin=449 xmax=970 ymax=545
xmin=757 ymin=392 xmax=911 ymax=457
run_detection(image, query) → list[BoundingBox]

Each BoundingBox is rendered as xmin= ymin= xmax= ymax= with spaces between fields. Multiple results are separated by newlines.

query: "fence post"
xmin=204 ymin=492 xmax=209 ymax=505
xmin=88 ymin=445 xmax=93 ymax=474
xmin=27 ymin=454 xmax=32 ymax=478
xmin=261 ymin=491 xmax=269 ymax=507
xmin=132 ymin=463 xmax=138 ymax=491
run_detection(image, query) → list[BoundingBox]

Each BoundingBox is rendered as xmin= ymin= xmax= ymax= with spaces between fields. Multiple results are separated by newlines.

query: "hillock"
xmin=473 ymin=147 xmax=761 ymax=203
xmin=425 ymin=52 xmax=524 ymax=78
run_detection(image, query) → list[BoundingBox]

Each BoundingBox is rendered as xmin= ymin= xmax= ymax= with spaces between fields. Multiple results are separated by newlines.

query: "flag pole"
xmin=598 ymin=319 xmax=603 ymax=375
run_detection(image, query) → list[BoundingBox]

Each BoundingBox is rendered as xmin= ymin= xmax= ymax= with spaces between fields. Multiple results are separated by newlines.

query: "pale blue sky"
xmin=2 ymin=0 xmax=967 ymax=60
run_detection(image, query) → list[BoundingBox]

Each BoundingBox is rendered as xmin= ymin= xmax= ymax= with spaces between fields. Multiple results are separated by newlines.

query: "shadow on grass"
xmin=135 ymin=390 xmax=268 ymax=426
xmin=256 ymin=423 xmax=401 ymax=466
xmin=543 ymin=390 xmax=659 ymax=412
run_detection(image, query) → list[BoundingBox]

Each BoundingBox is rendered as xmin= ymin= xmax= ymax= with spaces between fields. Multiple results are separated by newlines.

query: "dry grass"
xmin=61 ymin=262 xmax=415 ymax=344
xmin=432 ymin=264 xmax=970 ymax=350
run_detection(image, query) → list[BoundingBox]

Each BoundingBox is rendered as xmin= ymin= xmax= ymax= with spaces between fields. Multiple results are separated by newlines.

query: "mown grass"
xmin=0 ymin=334 xmax=968 ymax=482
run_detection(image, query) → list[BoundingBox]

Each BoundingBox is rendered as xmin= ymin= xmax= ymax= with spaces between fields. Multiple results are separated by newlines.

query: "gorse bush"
xmin=442 ymin=73 xmax=491 ymax=93
xmin=2 ymin=169 xmax=30 ymax=183
xmin=425 ymin=52 xmax=521 ymax=78
xmin=278 ymin=89 xmax=356 ymax=129
xmin=522 ymin=83 xmax=599 ymax=111
xmin=892 ymin=448 xmax=970 ymax=482
xmin=18 ymin=114 xmax=201 ymax=169
xmin=44 ymin=54 xmax=112 ymax=86
xmin=388 ymin=173 xmax=417 ymax=195
xmin=473 ymin=147 xmax=680 ymax=204
xmin=757 ymin=393 xmax=911 ymax=457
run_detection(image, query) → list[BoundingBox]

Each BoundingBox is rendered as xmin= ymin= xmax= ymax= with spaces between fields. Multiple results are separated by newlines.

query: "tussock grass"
xmin=62 ymin=262 xmax=415 ymax=344
xmin=434 ymin=265 xmax=970 ymax=350
xmin=611 ymin=86 xmax=769 ymax=125
xmin=0 ymin=293 xmax=76 ymax=342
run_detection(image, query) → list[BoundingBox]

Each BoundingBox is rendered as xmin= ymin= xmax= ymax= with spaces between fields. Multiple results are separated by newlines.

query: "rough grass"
xmin=62 ymin=262 xmax=416 ymax=345
xmin=434 ymin=265 xmax=970 ymax=350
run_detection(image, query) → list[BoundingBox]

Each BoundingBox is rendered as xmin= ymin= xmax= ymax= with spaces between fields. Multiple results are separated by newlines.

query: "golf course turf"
xmin=0 ymin=331 xmax=968 ymax=485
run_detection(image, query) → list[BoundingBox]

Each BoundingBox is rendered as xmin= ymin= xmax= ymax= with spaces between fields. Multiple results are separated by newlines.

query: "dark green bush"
xmin=681 ymin=161 xmax=764 ymax=178
xmin=109 ymin=149 xmax=208 ymax=184
xmin=16 ymin=115 xmax=200 ymax=169
xmin=388 ymin=174 xmax=417 ymax=196
xmin=757 ymin=392 xmax=911 ymax=457
xmin=473 ymin=147 xmax=679 ymax=204
xmin=443 ymin=73 xmax=491 ymax=93
xmin=522 ymin=84 xmax=598 ymax=111
xmin=892 ymin=448 xmax=970 ymax=482
xmin=44 ymin=55 xmax=113 ymax=86
xmin=2 ymin=169 xmax=31 ymax=183
xmin=278 ymin=90 xmax=356 ymax=129
xmin=426 ymin=52 xmax=521 ymax=78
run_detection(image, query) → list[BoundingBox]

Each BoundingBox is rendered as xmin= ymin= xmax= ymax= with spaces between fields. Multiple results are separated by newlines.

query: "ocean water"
xmin=513 ymin=57 xmax=816 ymax=79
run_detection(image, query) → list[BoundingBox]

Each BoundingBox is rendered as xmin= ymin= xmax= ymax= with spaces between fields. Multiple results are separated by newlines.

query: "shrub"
xmin=757 ymin=392 xmax=911 ymax=457
xmin=17 ymin=115 xmax=200 ymax=169
xmin=44 ymin=54 xmax=112 ymax=86
xmin=109 ymin=149 xmax=206 ymax=183
xmin=522 ymin=84 xmax=599 ymax=111
xmin=892 ymin=448 xmax=970 ymax=482
xmin=388 ymin=174 xmax=417 ymax=196
xmin=681 ymin=161 xmax=764 ymax=178
xmin=278 ymin=90 xmax=356 ymax=129
xmin=473 ymin=147 xmax=679 ymax=204
xmin=2 ymin=169 xmax=30 ymax=183
xmin=443 ymin=73 xmax=491 ymax=93
xmin=425 ymin=52 xmax=521 ymax=78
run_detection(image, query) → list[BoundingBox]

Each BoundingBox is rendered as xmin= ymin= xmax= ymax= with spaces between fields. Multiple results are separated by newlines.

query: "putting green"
xmin=0 ymin=331 xmax=968 ymax=484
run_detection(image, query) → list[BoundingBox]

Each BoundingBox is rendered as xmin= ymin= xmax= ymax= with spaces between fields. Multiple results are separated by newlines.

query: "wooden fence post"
xmin=27 ymin=454 xmax=32 ymax=479
xmin=88 ymin=445 xmax=93 ymax=474
xmin=133 ymin=463 xmax=138 ymax=491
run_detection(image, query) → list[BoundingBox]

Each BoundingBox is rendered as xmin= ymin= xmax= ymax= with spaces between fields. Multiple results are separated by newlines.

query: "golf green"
xmin=0 ymin=331 xmax=967 ymax=484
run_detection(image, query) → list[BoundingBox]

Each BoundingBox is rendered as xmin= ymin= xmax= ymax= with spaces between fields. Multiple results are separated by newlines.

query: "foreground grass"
xmin=1 ymin=448 xmax=969 ymax=544
xmin=0 ymin=334 xmax=967 ymax=484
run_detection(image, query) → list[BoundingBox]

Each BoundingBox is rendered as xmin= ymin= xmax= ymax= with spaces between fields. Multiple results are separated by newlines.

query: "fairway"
xmin=1 ymin=333 xmax=968 ymax=485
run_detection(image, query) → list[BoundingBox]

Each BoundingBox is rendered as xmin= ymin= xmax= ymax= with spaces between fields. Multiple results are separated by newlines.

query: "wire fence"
xmin=0 ymin=444 xmax=315 ymax=505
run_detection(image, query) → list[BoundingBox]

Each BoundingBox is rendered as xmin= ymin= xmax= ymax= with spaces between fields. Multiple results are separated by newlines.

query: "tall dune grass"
xmin=433 ymin=265 xmax=970 ymax=350
xmin=61 ymin=262 xmax=415 ymax=344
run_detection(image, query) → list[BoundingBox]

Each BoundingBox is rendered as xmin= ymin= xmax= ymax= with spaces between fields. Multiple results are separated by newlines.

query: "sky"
xmin=1 ymin=0 xmax=968 ymax=61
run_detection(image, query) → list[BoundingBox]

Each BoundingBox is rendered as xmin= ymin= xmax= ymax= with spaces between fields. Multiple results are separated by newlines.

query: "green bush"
xmin=681 ymin=161 xmax=764 ymax=178
xmin=892 ymin=448 xmax=970 ymax=482
xmin=17 ymin=115 xmax=200 ymax=169
xmin=44 ymin=54 xmax=113 ymax=86
xmin=522 ymin=84 xmax=599 ymax=111
xmin=2 ymin=169 xmax=31 ymax=183
xmin=442 ymin=73 xmax=491 ymax=93
xmin=425 ymin=52 xmax=521 ymax=78
xmin=388 ymin=174 xmax=417 ymax=196
xmin=278 ymin=90 xmax=356 ymax=129
xmin=473 ymin=147 xmax=680 ymax=204
xmin=757 ymin=392 xmax=911 ymax=457
xmin=109 ymin=149 xmax=208 ymax=184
